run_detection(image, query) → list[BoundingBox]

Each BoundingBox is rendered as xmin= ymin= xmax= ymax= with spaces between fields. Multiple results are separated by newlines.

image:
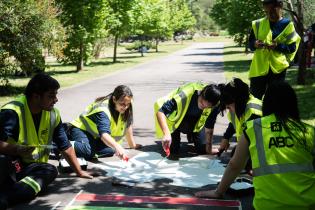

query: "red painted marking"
xmin=76 ymin=194 xmax=241 ymax=207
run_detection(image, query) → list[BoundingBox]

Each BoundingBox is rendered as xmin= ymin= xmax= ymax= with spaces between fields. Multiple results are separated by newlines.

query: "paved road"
xmin=12 ymin=42 xmax=253 ymax=210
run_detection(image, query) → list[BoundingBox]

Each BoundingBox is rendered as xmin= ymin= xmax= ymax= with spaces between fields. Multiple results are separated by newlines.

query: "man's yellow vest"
xmin=245 ymin=114 xmax=315 ymax=210
xmin=154 ymin=82 xmax=213 ymax=138
xmin=249 ymin=17 xmax=301 ymax=78
xmin=71 ymin=99 xmax=126 ymax=144
xmin=1 ymin=96 xmax=60 ymax=163
xmin=227 ymin=95 xmax=262 ymax=141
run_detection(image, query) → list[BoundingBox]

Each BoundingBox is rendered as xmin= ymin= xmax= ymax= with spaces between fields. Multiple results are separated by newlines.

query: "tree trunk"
xmin=245 ymin=33 xmax=249 ymax=53
xmin=140 ymin=40 xmax=144 ymax=57
xmin=155 ymin=38 xmax=159 ymax=52
xmin=77 ymin=42 xmax=84 ymax=72
xmin=296 ymin=0 xmax=306 ymax=85
xmin=113 ymin=34 xmax=118 ymax=63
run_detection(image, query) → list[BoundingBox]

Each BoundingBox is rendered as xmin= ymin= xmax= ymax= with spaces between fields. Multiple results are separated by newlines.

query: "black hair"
xmin=263 ymin=81 xmax=309 ymax=152
xmin=262 ymin=0 xmax=283 ymax=7
xmin=220 ymin=78 xmax=249 ymax=118
xmin=95 ymin=85 xmax=133 ymax=123
xmin=24 ymin=73 xmax=60 ymax=99
xmin=199 ymin=84 xmax=222 ymax=106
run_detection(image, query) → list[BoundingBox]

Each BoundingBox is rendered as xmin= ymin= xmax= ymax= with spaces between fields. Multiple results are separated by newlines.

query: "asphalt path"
xmin=12 ymin=42 xmax=253 ymax=210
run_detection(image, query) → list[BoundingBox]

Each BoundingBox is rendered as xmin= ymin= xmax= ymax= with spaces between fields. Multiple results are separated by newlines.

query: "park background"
xmin=0 ymin=0 xmax=314 ymax=125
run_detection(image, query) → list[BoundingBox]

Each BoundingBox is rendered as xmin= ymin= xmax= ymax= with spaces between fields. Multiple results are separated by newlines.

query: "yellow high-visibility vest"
xmin=1 ymin=96 xmax=60 ymax=163
xmin=71 ymin=99 xmax=126 ymax=144
xmin=227 ymin=95 xmax=262 ymax=141
xmin=249 ymin=17 xmax=300 ymax=78
xmin=154 ymin=82 xmax=213 ymax=138
xmin=245 ymin=114 xmax=315 ymax=210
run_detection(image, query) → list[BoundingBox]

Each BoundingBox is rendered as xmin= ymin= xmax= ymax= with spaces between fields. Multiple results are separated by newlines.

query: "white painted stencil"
xmin=93 ymin=152 xmax=226 ymax=188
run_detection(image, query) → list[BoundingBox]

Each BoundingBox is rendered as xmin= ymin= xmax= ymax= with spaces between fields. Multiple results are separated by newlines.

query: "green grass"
xmin=223 ymin=40 xmax=315 ymax=126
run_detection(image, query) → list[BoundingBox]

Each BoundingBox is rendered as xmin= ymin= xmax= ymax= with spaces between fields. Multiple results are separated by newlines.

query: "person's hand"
xmin=132 ymin=144 xmax=142 ymax=150
xmin=219 ymin=138 xmax=230 ymax=152
xmin=266 ymin=40 xmax=277 ymax=50
xmin=254 ymin=40 xmax=265 ymax=49
xmin=162 ymin=134 xmax=171 ymax=156
xmin=195 ymin=189 xmax=223 ymax=198
xmin=77 ymin=170 xmax=93 ymax=179
xmin=16 ymin=145 xmax=35 ymax=158
xmin=206 ymin=143 xmax=219 ymax=155
xmin=114 ymin=145 xmax=128 ymax=160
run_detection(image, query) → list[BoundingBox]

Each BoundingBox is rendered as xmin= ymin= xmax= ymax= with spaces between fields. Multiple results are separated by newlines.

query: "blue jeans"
xmin=70 ymin=127 xmax=115 ymax=160
xmin=171 ymin=127 xmax=206 ymax=155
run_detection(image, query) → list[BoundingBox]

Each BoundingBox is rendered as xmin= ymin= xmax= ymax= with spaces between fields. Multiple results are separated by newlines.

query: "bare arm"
xmin=205 ymin=128 xmax=218 ymax=155
xmin=61 ymin=146 xmax=93 ymax=179
xmin=100 ymin=133 xmax=127 ymax=159
xmin=125 ymin=126 xmax=141 ymax=149
xmin=0 ymin=141 xmax=34 ymax=158
xmin=156 ymin=111 xmax=172 ymax=150
xmin=196 ymin=134 xmax=250 ymax=198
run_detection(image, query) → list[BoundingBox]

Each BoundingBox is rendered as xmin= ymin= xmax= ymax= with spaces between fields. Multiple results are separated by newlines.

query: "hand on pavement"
xmin=219 ymin=138 xmax=230 ymax=152
xmin=206 ymin=144 xmax=219 ymax=155
xmin=77 ymin=170 xmax=93 ymax=179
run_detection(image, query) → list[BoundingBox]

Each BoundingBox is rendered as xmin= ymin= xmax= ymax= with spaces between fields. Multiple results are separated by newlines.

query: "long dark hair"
xmin=263 ymin=81 xmax=310 ymax=152
xmin=220 ymin=78 xmax=249 ymax=118
xmin=95 ymin=85 xmax=133 ymax=123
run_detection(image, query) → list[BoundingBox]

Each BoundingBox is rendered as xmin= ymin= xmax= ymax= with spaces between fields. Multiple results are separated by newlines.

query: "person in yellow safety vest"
xmin=0 ymin=73 xmax=92 ymax=210
xmin=195 ymin=81 xmax=315 ymax=210
xmin=155 ymin=82 xmax=222 ymax=157
xmin=70 ymin=85 xmax=141 ymax=160
xmin=248 ymin=0 xmax=300 ymax=100
xmin=218 ymin=78 xmax=262 ymax=165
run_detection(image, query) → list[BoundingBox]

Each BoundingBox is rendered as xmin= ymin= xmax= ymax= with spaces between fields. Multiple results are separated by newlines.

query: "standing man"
xmin=0 ymin=73 xmax=92 ymax=210
xmin=154 ymin=82 xmax=221 ymax=157
xmin=248 ymin=0 xmax=300 ymax=99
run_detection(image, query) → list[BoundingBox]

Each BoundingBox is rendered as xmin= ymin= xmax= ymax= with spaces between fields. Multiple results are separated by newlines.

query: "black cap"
xmin=262 ymin=0 xmax=283 ymax=4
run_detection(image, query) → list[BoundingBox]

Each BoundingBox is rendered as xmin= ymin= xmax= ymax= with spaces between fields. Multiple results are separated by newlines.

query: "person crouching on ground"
xmin=70 ymin=85 xmax=141 ymax=160
xmin=195 ymin=81 xmax=315 ymax=210
xmin=0 ymin=73 xmax=92 ymax=210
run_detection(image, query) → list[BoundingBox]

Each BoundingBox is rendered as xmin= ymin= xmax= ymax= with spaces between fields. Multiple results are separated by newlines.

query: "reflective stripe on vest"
xmin=252 ymin=118 xmax=314 ymax=177
xmin=20 ymin=176 xmax=41 ymax=194
xmin=249 ymin=17 xmax=301 ymax=78
xmin=2 ymin=98 xmax=58 ymax=163
xmin=170 ymin=90 xmax=187 ymax=132
xmin=72 ymin=100 xmax=126 ymax=143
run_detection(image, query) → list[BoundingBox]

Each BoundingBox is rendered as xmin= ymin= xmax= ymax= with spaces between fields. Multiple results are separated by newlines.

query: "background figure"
xmin=154 ymin=82 xmax=221 ymax=157
xmin=0 ymin=73 xmax=92 ymax=210
xmin=195 ymin=81 xmax=315 ymax=210
xmin=218 ymin=78 xmax=262 ymax=161
xmin=248 ymin=0 xmax=300 ymax=99
xmin=70 ymin=85 xmax=141 ymax=160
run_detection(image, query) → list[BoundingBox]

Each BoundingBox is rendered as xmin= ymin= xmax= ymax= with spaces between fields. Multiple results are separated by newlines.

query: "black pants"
xmin=170 ymin=127 xmax=206 ymax=155
xmin=0 ymin=155 xmax=58 ymax=206
xmin=250 ymin=69 xmax=286 ymax=100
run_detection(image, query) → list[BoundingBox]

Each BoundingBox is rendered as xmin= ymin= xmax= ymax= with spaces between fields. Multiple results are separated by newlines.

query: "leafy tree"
xmin=106 ymin=0 xmax=138 ymax=63
xmin=285 ymin=0 xmax=314 ymax=84
xmin=57 ymin=0 xmax=109 ymax=71
xmin=133 ymin=0 xmax=172 ymax=53
xmin=0 ymin=0 xmax=63 ymax=76
xmin=210 ymin=0 xmax=264 ymax=48
xmin=169 ymin=0 xmax=196 ymax=38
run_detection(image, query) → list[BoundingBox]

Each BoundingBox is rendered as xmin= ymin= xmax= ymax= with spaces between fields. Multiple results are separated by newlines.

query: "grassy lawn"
xmin=223 ymin=40 xmax=315 ymax=126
